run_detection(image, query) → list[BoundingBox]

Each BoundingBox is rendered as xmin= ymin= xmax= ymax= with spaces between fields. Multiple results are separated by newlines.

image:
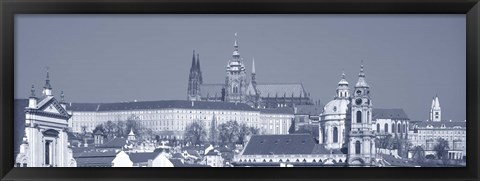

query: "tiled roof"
xmin=259 ymin=107 xmax=294 ymax=114
xmin=66 ymin=103 xmax=99 ymax=112
xmin=199 ymin=84 xmax=223 ymax=98
xmin=372 ymin=108 xmax=409 ymax=120
xmin=66 ymin=100 xmax=257 ymax=112
xmin=414 ymin=120 xmax=466 ymax=128
xmin=168 ymin=158 xmax=185 ymax=167
xmin=97 ymin=137 xmax=128 ymax=148
xmin=257 ymin=83 xmax=307 ymax=98
xmin=295 ymin=105 xmax=323 ymax=116
xmin=242 ymin=134 xmax=317 ymax=155
xmin=127 ymin=152 xmax=160 ymax=163
xmin=311 ymin=145 xmax=343 ymax=154
xmin=74 ymin=151 xmax=117 ymax=167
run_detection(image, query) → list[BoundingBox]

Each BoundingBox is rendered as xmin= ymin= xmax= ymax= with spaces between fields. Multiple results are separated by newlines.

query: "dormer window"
xmin=441 ymin=124 xmax=446 ymax=128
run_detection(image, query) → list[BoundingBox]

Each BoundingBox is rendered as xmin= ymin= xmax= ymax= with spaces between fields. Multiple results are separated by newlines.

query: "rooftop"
xmin=372 ymin=108 xmax=409 ymax=120
xmin=242 ymin=134 xmax=318 ymax=155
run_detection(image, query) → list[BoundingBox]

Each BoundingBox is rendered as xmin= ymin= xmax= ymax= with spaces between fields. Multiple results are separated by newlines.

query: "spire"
xmin=434 ymin=94 xmax=440 ymax=108
xmin=190 ymin=50 xmax=196 ymax=72
xmin=252 ymin=57 xmax=256 ymax=74
xmin=30 ymin=84 xmax=35 ymax=97
xmin=234 ymin=32 xmax=238 ymax=49
xmin=355 ymin=61 xmax=369 ymax=88
xmin=196 ymin=53 xmax=203 ymax=84
xmin=44 ymin=70 xmax=52 ymax=89
xmin=233 ymin=33 xmax=240 ymax=58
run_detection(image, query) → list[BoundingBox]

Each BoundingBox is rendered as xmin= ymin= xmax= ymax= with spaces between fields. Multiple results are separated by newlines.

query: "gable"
xmin=37 ymin=97 xmax=71 ymax=118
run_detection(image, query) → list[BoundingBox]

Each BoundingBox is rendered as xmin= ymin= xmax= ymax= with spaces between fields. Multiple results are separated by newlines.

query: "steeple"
xmin=355 ymin=61 xmax=369 ymax=88
xmin=187 ymin=50 xmax=201 ymax=101
xmin=251 ymin=57 xmax=257 ymax=87
xmin=232 ymin=33 xmax=240 ymax=59
xmin=430 ymin=94 xmax=441 ymax=121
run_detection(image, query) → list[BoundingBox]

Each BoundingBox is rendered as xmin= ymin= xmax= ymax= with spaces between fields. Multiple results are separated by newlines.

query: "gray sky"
xmin=15 ymin=14 xmax=466 ymax=121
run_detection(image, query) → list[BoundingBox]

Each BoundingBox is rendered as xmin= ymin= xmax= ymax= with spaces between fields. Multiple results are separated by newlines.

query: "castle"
xmin=187 ymin=33 xmax=313 ymax=108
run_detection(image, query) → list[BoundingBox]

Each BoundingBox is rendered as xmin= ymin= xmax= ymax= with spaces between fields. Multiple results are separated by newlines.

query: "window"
xmin=355 ymin=141 xmax=361 ymax=154
xmin=356 ymin=111 xmax=362 ymax=123
xmin=376 ymin=124 xmax=380 ymax=133
xmin=45 ymin=140 xmax=52 ymax=165
xmin=392 ymin=124 xmax=396 ymax=133
xmin=384 ymin=123 xmax=388 ymax=133
xmin=333 ymin=127 xmax=338 ymax=143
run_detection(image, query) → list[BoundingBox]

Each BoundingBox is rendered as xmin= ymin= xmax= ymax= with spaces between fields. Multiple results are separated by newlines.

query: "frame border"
xmin=1 ymin=0 xmax=479 ymax=180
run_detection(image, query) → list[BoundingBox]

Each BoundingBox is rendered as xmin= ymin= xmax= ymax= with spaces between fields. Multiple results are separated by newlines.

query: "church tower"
xmin=430 ymin=95 xmax=441 ymax=121
xmin=348 ymin=63 xmax=376 ymax=166
xmin=187 ymin=50 xmax=202 ymax=101
xmin=225 ymin=33 xmax=248 ymax=103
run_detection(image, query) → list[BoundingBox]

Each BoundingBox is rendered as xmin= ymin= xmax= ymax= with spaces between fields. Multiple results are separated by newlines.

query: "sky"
xmin=14 ymin=14 xmax=466 ymax=122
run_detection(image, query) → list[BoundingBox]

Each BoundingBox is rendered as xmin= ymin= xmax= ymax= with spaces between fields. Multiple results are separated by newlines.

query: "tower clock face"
xmin=355 ymin=98 xmax=362 ymax=105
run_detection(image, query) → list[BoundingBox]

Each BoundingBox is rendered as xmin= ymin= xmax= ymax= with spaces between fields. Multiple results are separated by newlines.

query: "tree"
xmin=237 ymin=124 xmax=259 ymax=145
xmin=411 ymin=146 xmax=426 ymax=163
xmin=288 ymin=118 xmax=296 ymax=134
xmin=104 ymin=120 xmax=116 ymax=140
xmin=209 ymin=115 xmax=218 ymax=145
xmin=434 ymin=138 xmax=449 ymax=160
xmin=184 ymin=121 xmax=207 ymax=146
xmin=218 ymin=120 xmax=240 ymax=146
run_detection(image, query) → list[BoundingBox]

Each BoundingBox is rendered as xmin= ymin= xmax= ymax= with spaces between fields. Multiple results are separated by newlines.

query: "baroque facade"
xmin=15 ymin=72 xmax=77 ymax=167
xmin=318 ymin=64 xmax=379 ymax=166
xmin=187 ymin=33 xmax=312 ymax=108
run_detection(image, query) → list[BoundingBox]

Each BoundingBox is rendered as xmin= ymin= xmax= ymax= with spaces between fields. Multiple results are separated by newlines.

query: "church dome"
xmin=322 ymin=99 xmax=350 ymax=116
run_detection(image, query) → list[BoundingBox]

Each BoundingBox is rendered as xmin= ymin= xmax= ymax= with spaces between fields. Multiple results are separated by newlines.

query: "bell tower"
xmin=348 ymin=63 xmax=376 ymax=166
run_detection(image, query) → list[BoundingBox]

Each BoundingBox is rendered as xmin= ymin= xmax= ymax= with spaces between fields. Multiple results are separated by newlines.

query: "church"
xmin=235 ymin=64 xmax=382 ymax=167
xmin=15 ymin=72 xmax=77 ymax=167
xmin=187 ymin=33 xmax=313 ymax=108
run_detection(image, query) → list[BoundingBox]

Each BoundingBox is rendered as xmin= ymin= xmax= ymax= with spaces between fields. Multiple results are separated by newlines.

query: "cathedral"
xmin=319 ymin=64 xmax=378 ymax=166
xmin=187 ymin=33 xmax=313 ymax=108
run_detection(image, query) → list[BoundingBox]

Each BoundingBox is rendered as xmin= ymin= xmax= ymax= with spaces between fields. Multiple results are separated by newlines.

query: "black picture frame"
xmin=1 ymin=0 xmax=478 ymax=180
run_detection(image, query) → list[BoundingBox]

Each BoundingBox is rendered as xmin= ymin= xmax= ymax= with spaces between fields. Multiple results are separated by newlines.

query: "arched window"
xmin=333 ymin=127 xmax=339 ymax=143
xmin=384 ymin=123 xmax=389 ymax=133
xmin=356 ymin=111 xmax=362 ymax=123
xmin=398 ymin=123 xmax=401 ymax=133
xmin=392 ymin=124 xmax=396 ymax=134
xmin=355 ymin=141 xmax=361 ymax=154
xmin=376 ymin=124 xmax=380 ymax=133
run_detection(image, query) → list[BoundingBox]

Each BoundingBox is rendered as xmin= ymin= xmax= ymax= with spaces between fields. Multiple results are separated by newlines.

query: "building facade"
xmin=15 ymin=72 xmax=77 ymax=167
xmin=187 ymin=33 xmax=313 ymax=108
xmin=408 ymin=96 xmax=466 ymax=160
xmin=67 ymin=100 xmax=294 ymax=138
